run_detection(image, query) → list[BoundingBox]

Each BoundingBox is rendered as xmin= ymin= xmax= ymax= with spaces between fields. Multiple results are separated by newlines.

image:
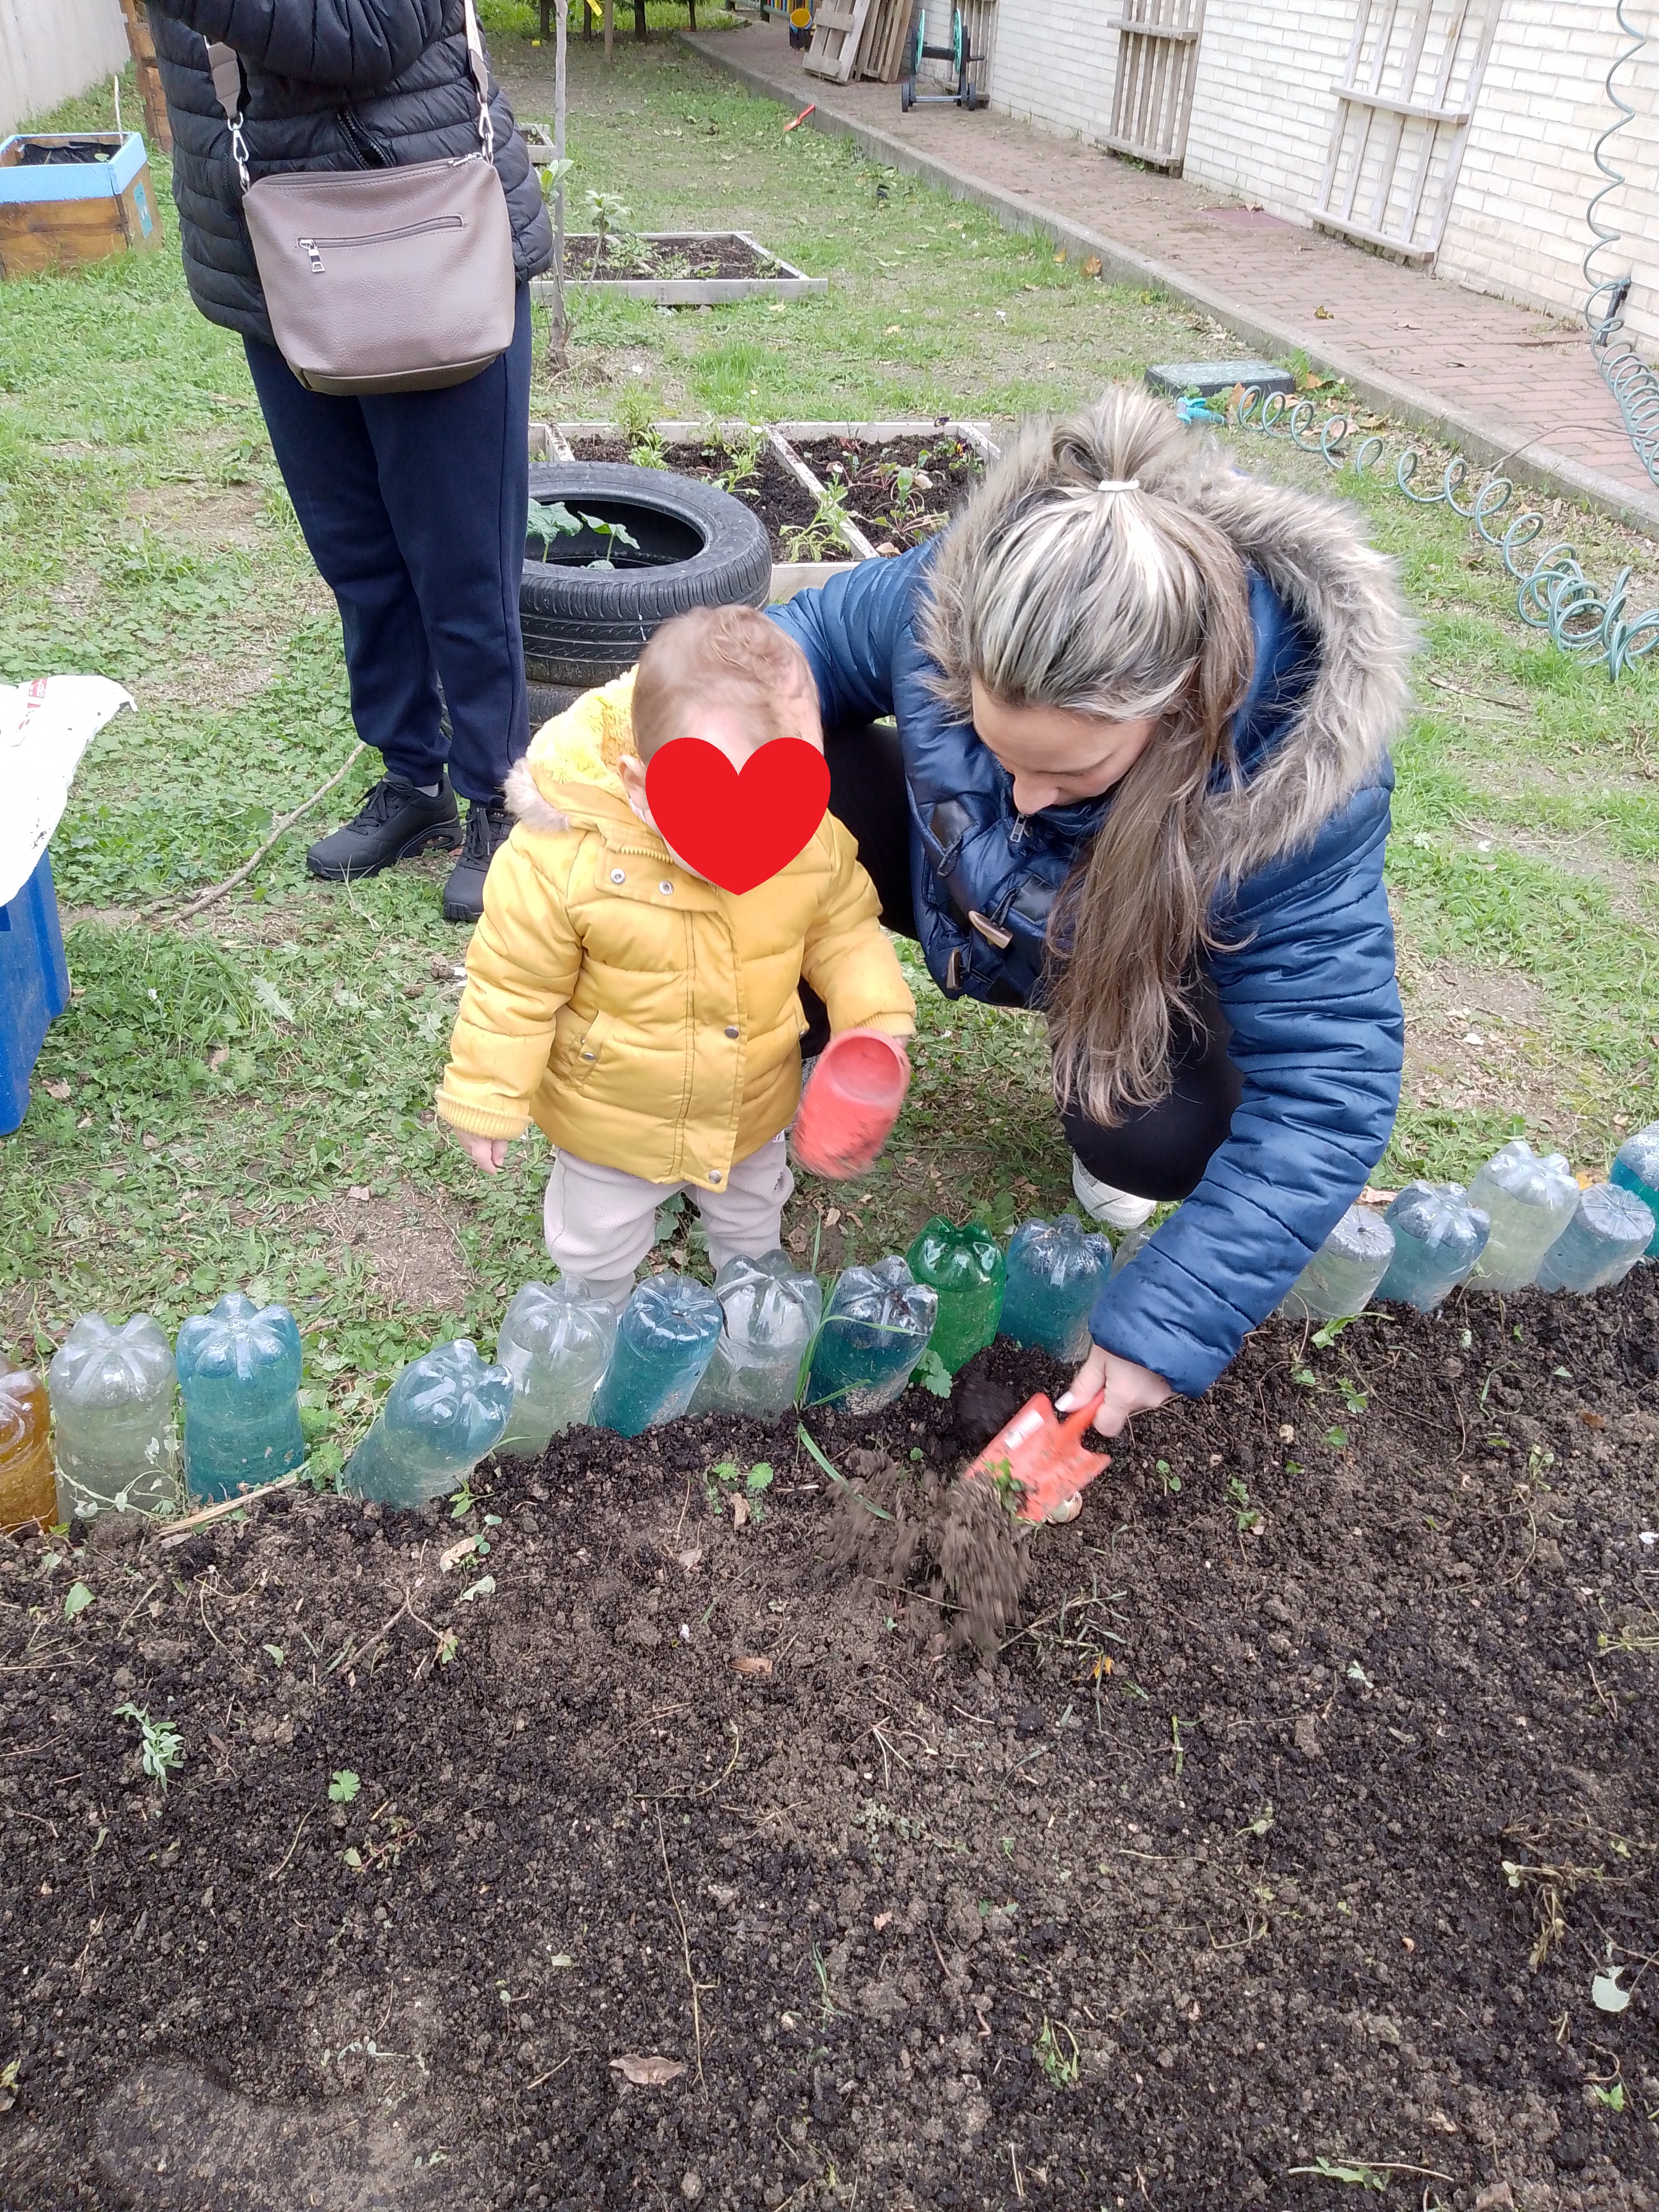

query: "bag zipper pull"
xmin=300 ymin=238 xmax=324 ymax=273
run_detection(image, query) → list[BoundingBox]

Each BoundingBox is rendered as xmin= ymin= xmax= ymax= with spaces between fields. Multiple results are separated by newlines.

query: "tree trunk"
xmin=603 ymin=0 xmax=613 ymax=60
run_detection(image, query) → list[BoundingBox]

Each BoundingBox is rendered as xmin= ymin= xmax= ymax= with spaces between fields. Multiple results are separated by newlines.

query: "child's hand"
xmin=455 ymin=1129 xmax=509 ymax=1174
xmin=1059 ymin=1345 xmax=1172 ymax=1436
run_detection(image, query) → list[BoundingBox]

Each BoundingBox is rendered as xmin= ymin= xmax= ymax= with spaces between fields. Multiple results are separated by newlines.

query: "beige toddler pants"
xmin=543 ymin=1133 xmax=794 ymax=1308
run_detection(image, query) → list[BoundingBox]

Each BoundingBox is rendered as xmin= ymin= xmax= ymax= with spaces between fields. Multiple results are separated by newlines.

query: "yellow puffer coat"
xmin=435 ymin=675 xmax=915 ymax=1189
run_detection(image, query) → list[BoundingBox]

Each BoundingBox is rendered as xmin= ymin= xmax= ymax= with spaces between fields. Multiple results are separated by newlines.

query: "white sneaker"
xmin=1071 ymin=1155 xmax=1157 ymax=1231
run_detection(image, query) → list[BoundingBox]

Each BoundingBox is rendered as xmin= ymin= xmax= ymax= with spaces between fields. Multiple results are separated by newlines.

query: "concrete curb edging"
xmin=675 ymin=30 xmax=1659 ymax=542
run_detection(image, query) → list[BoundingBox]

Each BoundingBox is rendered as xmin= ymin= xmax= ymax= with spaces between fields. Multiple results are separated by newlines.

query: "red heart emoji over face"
xmin=644 ymin=737 xmax=831 ymax=895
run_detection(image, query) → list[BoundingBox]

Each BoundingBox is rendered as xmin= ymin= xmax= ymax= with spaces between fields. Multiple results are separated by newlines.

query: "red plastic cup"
xmin=790 ymin=1028 xmax=911 ymax=1181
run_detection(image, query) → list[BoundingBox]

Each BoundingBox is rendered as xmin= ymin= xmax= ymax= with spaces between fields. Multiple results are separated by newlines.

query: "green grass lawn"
xmin=2 ymin=36 xmax=1656 ymax=1455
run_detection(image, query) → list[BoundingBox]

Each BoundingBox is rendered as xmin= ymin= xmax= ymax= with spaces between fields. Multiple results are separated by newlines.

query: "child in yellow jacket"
xmin=435 ymin=604 xmax=915 ymax=1307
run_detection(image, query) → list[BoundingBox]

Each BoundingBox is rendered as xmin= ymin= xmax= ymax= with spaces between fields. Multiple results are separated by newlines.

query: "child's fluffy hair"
xmin=630 ymin=604 xmax=816 ymax=759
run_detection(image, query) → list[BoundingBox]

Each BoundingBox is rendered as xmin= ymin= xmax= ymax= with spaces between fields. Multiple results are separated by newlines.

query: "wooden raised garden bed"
xmin=530 ymin=232 xmax=827 ymax=307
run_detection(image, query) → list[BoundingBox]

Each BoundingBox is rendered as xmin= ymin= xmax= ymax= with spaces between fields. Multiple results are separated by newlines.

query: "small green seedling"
xmin=1226 ymin=1477 xmax=1264 ymax=1534
xmin=115 ymin=1702 xmax=184 ymax=1790
xmin=914 ymin=1346 xmax=952 ymax=1399
xmin=1287 ymin=2158 xmax=1388 ymax=2191
xmin=1033 ymin=2017 xmax=1080 ymax=2088
xmin=1155 ymin=1458 xmax=1180 ymax=1494
xmin=1291 ymin=1365 xmax=1318 ymax=1389
xmin=263 ymin=1643 xmax=285 ymax=1666
xmin=1593 ymin=2081 xmax=1626 ymax=2112
xmin=1310 ymin=1316 xmax=1356 ymax=1349
xmin=63 ymin=1581 xmax=94 ymax=1621
xmin=706 ymin=1459 xmax=774 ymax=1521
xmin=1339 ymin=1379 xmax=1368 ymax=1415
xmin=1323 ymin=1426 xmax=1349 ymax=1451
xmin=811 ymin=1943 xmax=840 ymax=2022
xmin=449 ymin=1478 xmax=476 ymax=1520
xmin=329 ymin=1770 xmax=361 ymax=1805
xmin=0 ymin=2058 xmax=18 ymax=2114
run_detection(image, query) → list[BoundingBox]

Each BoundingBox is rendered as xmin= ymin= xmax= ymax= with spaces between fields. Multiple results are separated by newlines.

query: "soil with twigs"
xmin=2 ymin=1280 xmax=1658 ymax=2210
xmin=565 ymin=233 xmax=778 ymax=283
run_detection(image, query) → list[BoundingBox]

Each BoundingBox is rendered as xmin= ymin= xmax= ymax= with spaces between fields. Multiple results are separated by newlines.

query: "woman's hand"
xmin=1059 ymin=1345 xmax=1174 ymax=1436
xmin=455 ymin=1129 xmax=509 ymax=1174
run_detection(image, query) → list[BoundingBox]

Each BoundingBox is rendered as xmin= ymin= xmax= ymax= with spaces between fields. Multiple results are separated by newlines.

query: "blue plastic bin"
xmin=1 ymin=851 xmax=70 ymax=1136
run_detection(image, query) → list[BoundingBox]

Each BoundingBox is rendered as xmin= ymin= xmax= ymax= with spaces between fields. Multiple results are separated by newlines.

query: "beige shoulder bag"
xmin=209 ymin=0 xmax=516 ymax=396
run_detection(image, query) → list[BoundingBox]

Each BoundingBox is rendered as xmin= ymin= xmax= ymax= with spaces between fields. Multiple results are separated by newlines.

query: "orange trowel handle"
xmin=1054 ymin=1387 xmax=1107 ymax=1441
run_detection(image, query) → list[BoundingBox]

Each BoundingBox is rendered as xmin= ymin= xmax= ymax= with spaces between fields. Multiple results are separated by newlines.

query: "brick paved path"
xmin=684 ymin=26 xmax=1659 ymax=537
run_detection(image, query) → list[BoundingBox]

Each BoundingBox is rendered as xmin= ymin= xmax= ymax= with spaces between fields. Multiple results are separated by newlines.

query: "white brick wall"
xmin=1181 ymin=0 xmax=1354 ymax=215
xmin=986 ymin=0 xmax=1121 ymax=149
xmin=987 ymin=0 xmax=1659 ymax=353
xmin=1437 ymin=1 xmax=1659 ymax=353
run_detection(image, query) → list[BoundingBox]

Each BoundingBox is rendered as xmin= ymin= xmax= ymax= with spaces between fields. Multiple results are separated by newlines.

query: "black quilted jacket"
xmin=147 ymin=0 xmax=553 ymax=347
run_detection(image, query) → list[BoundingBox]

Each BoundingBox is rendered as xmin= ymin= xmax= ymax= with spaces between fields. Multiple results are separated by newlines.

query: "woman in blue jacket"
xmin=771 ymin=387 xmax=1411 ymax=1440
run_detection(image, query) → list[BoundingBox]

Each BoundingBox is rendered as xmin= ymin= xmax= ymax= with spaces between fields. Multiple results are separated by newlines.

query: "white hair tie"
xmin=1097 ymin=477 xmax=1140 ymax=493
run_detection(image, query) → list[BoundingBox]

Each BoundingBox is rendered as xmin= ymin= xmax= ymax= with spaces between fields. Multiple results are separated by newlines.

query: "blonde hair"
xmin=920 ymin=386 xmax=1256 ymax=1127
xmin=631 ymin=603 xmax=816 ymax=761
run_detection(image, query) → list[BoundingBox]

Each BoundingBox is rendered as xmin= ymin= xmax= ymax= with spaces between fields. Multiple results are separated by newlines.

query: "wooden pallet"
xmin=116 ymin=0 xmax=172 ymax=155
xmin=857 ymin=0 xmax=910 ymax=81
xmin=805 ymin=0 xmax=877 ymax=82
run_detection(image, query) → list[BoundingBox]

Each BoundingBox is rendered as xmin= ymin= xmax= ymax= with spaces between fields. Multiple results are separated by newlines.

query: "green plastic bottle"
xmin=905 ymin=1216 xmax=1005 ymax=1375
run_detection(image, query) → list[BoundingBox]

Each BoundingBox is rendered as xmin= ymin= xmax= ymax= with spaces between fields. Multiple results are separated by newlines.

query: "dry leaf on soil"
xmin=610 ymin=2054 xmax=688 ymax=2086
xmin=731 ymin=1655 xmax=773 ymax=1679
xmin=440 ymin=1535 xmax=482 ymax=1572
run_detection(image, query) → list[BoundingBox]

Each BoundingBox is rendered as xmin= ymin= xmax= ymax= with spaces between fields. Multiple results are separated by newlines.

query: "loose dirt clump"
xmin=3 ymin=1283 xmax=1658 ymax=2210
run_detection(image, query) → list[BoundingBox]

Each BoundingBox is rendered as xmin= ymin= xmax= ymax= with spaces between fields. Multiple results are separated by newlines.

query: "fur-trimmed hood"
xmin=917 ymin=442 xmax=1413 ymax=889
xmin=504 ymin=673 xmax=652 ymax=847
xmin=1181 ymin=467 xmax=1413 ymax=882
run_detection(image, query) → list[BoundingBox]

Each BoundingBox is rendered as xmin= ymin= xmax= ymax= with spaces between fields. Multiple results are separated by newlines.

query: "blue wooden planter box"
xmin=1 ymin=852 xmax=70 ymax=1136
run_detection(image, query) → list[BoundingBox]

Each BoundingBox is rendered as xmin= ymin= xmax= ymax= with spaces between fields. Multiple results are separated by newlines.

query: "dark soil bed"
xmin=564 ymin=234 xmax=778 ymax=283
xmin=4 ymin=1277 xmax=1658 ymax=2211
xmin=563 ymin=433 xmax=984 ymax=560
xmin=567 ymin=436 xmax=824 ymax=561
xmin=792 ymin=435 xmax=985 ymax=554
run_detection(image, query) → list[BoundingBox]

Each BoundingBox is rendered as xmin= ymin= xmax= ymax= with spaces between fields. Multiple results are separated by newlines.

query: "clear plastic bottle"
xmin=690 ymin=1250 xmax=823 ymax=1419
xmin=47 ymin=1313 xmax=181 ymax=1522
xmin=0 ymin=1356 xmax=54 ymax=1534
xmin=1280 ymin=1205 xmax=1396 ymax=1322
xmin=341 ymin=1339 xmax=514 ymax=1509
xmin=590 ymin=1274 xmax=724 ymax=1438
xmin=496 ymin=1280 xmax=619 ymax=1455
xmin=1467 ymin=1141 xmax=1580 ymax=1293
xmin=998 ymin=1216 xmax=1113 ymax=1362
xmin=1536 ymin=1182 xmax=1656 ymax=1294
xmin=904 ymin=1218 xmax=1006 ymax=1375
xmin=804 ymin=1255 xmax=939 ymax=1415
xmin=1110 ymin=1224 xmax=1150 ymax=1278
xmin=1610 ymin=1120 xmax=1659 ymax=1258
xmin=174 ymin=1292 xmax=306 ymax=1503
xmin=1376 ymin=1183 xmax=1490 ymax=1313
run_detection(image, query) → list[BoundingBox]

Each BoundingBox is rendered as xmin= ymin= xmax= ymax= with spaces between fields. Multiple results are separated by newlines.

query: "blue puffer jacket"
xmin=772 ymin=485 xmax=1410 ymax=1397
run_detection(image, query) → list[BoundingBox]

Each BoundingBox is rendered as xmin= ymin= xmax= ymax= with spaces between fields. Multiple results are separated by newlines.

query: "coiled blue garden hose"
xmin=1193 ymin=386 xmax=1659 ymax=681
xmin=1584 ymin=0 xmax=1659 ymax=491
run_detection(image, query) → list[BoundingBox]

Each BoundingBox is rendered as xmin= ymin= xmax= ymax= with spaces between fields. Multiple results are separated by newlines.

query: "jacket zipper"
xmin=297 ymin=214 xmax=464 ymax=272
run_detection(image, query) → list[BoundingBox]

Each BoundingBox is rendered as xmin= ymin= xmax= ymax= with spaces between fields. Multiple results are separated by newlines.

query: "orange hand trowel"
xmin=961 ymin=1389 xmax=1111 ymax=1525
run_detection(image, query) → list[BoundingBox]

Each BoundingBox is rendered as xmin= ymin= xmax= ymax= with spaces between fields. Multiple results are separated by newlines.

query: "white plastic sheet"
xmin=0 ymin=675 xmax=133 ymax=908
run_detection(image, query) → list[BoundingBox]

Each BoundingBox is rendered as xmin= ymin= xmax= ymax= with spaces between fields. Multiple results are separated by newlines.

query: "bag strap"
xmin=208 ymin=0 xmax=493 ymax=196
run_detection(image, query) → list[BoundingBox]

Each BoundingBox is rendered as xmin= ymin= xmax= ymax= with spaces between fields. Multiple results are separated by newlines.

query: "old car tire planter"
xmin=520 ymin=462 xmax=772 ymax=691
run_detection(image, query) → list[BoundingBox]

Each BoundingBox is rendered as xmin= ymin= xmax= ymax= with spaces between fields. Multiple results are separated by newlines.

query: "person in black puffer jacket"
xmin=148 ymin=0 xmax=555 ymax=922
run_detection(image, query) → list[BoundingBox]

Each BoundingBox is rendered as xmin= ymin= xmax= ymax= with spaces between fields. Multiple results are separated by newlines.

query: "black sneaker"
xmin=306 ymin=773 xmax=461 ymax=882
xmin=442 ymin=799 xmax=515 ymax=923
